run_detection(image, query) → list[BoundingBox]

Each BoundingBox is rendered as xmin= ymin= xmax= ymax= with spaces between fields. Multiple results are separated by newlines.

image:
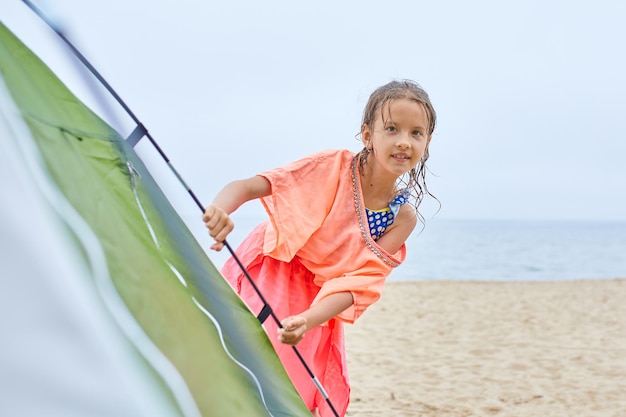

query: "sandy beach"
xmin=345 ymin=279 xmax=626 ymax=417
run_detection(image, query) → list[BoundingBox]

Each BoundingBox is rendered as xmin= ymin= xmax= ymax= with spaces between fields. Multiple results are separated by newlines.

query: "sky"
xmin=2 ymin=0 xmax=626 ymax=225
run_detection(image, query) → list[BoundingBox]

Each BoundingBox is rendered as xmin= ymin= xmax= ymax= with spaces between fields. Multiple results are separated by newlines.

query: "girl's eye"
xmin=412 ymin=130 xmax=422 ymax=137
xmin=385 ymin=126 xmax=397 ymax=132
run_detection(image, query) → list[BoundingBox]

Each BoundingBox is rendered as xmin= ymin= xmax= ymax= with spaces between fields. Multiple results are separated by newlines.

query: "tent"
xmin=0 ymin=21 xmax=310 ymax=417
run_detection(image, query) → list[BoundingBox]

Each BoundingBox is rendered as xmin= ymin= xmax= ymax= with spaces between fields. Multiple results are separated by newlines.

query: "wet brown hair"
xmin=357 ymin=79 xmax=438 ymax=223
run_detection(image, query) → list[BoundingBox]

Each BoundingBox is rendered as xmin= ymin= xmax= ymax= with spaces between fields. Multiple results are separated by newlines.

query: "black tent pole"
xmin=21 ymin=2 xmax=341 ymax=416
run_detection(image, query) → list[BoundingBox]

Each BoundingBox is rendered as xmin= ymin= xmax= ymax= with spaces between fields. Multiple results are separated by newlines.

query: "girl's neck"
xmin=359 ymin=164 xmax=398 ymax=210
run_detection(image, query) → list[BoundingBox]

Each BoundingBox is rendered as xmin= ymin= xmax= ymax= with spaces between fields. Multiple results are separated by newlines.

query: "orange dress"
xmin=221 ymin=149 xmax=406 ymax=416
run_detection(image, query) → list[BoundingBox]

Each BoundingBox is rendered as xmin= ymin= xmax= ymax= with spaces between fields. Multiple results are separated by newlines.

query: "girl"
xmin=202 ymin=79 xmax=437 ymax=416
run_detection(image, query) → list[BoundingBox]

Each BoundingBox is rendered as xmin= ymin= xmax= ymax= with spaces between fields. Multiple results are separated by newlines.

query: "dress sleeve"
xmin=258 ymin=149 xmax=349 ymax=262
xmin=309 ymin=243 xmax=406 ymax=324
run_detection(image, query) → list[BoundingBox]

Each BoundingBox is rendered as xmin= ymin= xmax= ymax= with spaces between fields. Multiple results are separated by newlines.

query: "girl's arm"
xmin=375 ymin=204 xmax=417 ymax=254
xmin=278 ymin=292 xmax=354 ymax=345
xmin=202 ymin=175 xmax=271 ymax=251
xmin=278 ymin=205 xmax=417 ymax=345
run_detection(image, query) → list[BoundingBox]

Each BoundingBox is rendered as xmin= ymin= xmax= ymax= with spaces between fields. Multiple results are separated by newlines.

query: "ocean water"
xmin=204 ymin=215 xmax=626 ymax=282
xmin=396 ymin=218 xmax=626 ymax=282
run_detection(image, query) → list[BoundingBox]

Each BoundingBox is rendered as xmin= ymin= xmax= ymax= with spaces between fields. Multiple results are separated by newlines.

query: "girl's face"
xmin=361 ymin=98 xmax=431 ymax=179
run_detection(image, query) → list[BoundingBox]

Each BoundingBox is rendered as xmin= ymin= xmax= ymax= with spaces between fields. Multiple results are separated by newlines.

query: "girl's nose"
xmin=396 ymin=134 xmax=410 ymax=148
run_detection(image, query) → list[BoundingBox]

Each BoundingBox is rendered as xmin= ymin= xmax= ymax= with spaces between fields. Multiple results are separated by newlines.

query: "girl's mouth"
xmin=392 ymin=153 xmax=411 ymax=161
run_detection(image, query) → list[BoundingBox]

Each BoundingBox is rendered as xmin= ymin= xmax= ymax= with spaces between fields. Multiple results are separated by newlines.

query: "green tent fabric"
xmin=0 ymin=22 xmax=309 ymax=417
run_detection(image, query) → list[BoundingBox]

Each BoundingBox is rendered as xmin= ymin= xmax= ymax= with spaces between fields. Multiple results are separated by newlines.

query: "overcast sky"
xmin=3 ymin=0 xmax=626 ymax=224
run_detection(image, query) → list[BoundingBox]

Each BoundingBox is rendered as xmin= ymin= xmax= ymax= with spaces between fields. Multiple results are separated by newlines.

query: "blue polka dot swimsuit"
xmin=365 ymin=189 xmax=410 ymax=241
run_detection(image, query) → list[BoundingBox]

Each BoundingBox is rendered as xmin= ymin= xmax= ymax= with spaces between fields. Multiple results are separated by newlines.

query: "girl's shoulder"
xmin=305 ymin=148 xmax=355 ymax=162
xmin=394 ymin=202 xmax=418 ymax=229
xmin=260 ymin=149 xmax=356 ymax=183
xmin=277 ymin=149 xmax=355 ymax=172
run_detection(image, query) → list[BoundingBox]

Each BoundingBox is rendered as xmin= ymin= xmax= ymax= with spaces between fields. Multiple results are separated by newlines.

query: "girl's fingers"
xmin=281 ymin=316 xmax=306 ymax=330
xmin=210 ymin=241 xmax=224 ymax=251
xmin=202 ymin=205 xmax=234 ymax=247
xmin=278 ymin=328 xmax=304 ymax=345
xmin=278 ymin=316 xmax=307 ymax=345
xmin=214 ymin=220 xmax=234 ymax=242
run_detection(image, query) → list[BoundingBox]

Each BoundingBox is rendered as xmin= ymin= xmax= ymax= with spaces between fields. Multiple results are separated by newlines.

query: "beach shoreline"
xmin=345 ymin=279 xmax=626 ymax=416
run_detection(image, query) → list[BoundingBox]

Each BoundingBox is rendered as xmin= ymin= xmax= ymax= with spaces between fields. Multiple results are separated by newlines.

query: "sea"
xmin=395 ymin=218 xmax=626 ymax=282
xmin=203 ymin=215 xmax=626 ymax=282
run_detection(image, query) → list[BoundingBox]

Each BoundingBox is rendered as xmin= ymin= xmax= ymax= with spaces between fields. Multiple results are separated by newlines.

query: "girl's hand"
xmin=202 ymin=204 xmax=234 ymax=251
xmin=278 ymin=316 xmax=307 ymax=345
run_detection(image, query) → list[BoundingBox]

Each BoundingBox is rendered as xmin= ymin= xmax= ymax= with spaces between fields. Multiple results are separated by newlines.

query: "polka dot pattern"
xmin=365 ymin=189 xmax=410 ymax=241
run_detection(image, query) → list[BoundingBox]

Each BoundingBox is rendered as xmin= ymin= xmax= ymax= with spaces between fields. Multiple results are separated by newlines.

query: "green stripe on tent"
xmin=0 ymin=22 xmax=309 ymax=417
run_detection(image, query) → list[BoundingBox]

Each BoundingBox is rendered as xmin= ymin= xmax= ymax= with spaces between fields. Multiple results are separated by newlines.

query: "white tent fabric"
xmin=0 ymin=77 xmax=182 ymax=417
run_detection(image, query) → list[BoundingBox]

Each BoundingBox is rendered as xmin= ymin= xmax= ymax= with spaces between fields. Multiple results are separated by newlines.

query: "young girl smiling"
xmin=203 ymin=79 xmax=437 ymax=416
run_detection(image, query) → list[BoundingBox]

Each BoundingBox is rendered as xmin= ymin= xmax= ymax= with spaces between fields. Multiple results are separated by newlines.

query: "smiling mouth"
xmin=392 ymin=154 xmax=411 ymax=161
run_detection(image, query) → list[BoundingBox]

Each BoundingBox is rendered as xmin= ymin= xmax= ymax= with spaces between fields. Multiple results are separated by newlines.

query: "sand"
xmin=344 ymin=279 xmax=626 ymax=417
